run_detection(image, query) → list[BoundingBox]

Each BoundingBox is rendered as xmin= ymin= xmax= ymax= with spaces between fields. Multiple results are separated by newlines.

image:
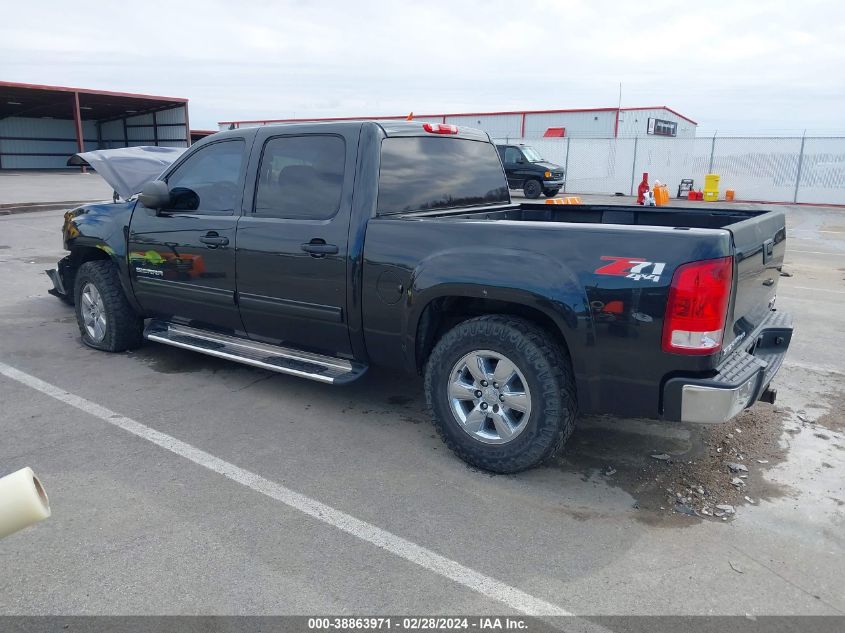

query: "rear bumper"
xmin=662 ymin=311 xmax=793 ymax=424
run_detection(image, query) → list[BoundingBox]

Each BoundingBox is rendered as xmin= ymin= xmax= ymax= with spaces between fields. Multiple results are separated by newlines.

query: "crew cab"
xmin=47 ymin=121 xmax=793 ymax=473
xmin=496 ymin=143 xmax=565 ymax=198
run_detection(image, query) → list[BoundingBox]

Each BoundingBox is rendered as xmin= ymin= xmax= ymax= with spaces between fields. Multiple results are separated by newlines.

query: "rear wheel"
xmin=424 ymin=315 xmax=577 ymax=473
xmin=523 ymin=179 xmax=542 ymax=199
xmin=74 ymin=261 xmax=143 ymax=352
xmin=543 ymin=188 xmax=560 ymax=198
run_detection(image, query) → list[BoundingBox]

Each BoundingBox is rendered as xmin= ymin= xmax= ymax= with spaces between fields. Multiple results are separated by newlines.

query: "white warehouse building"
xmin=219 ymin=105 xmax=697 ymax=139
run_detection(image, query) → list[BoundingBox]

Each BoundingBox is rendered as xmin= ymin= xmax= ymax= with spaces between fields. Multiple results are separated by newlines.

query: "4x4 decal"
xmin=595 ymin=256 xmax=666 ymax=283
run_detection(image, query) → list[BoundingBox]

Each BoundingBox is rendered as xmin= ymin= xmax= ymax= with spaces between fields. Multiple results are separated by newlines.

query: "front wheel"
xmin=523 ymin=179 xmax=542 ymax=199
xmin=543 ymin=188 xmax=560 ymax=198
xmin=74 ymin=260 xmax=143 ymax=352
xmin=424 ymin=316 xmax=577 ymax=473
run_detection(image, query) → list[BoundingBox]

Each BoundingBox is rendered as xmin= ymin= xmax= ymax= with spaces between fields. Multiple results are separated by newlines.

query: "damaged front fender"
xmin=46 ymin=199 xmax=142 ymax=313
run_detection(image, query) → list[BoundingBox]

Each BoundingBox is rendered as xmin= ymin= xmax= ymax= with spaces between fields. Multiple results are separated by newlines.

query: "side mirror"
xmin=138 ymin=180 xmax=171 ymax=210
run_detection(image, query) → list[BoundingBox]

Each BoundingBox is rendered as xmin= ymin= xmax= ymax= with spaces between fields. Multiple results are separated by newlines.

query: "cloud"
xmin=1 ymin=0 xmax=843 ymax=133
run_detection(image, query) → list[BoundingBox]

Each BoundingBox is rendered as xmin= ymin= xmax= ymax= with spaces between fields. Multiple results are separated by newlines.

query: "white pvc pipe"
xmin=0 ymin=468 xmax=51 ymax=539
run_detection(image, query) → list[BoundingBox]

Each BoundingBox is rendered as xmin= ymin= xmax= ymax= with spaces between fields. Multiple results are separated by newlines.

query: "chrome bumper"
xmin=679 ymin=378 xmax=760 ymax=424
xmin=663 ymin=311 xmax=793 ymax=424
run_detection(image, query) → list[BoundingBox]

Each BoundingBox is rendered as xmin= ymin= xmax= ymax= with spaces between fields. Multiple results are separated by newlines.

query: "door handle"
xmin=301 ymin=240 xmax=339 ymax=257
xmin=200 ymin=233 xmax=229 ymax=248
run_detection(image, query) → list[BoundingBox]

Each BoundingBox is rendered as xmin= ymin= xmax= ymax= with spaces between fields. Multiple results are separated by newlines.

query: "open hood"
xmin=67 ymin=146 xmax=186 ymax=200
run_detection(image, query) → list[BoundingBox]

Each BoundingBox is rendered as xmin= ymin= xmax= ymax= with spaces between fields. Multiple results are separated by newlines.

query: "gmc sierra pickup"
xmin=47 ymin=120 xmax=793 ymax=473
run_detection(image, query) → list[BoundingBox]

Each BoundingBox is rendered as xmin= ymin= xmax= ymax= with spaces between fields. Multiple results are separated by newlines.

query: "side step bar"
xmin=143 ymin=320 xmax=367 ymax=385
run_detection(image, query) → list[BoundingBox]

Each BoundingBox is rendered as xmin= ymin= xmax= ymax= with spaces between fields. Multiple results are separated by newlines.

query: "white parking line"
xmin=0 ymin=219 xmax=58 ymax=234
xmin=791 ymin=286 xmax=845 ymax=295
xmin=789 ymin=250 xmax=845 ymax=256
xmin=0 ymin=360 xmax=572 ymax=617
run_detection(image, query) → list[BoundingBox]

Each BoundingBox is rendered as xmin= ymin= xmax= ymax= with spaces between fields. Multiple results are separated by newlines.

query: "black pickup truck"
xmin=496 ymin=143 xmax=565 ymax=198
xmin=47 ymin=120 xmax=793 ymax=473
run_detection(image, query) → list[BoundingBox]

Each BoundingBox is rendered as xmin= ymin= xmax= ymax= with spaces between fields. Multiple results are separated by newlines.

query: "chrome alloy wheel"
xmin=447 ymin=350 xmax=532 ymax=444
xmin=80 ymin=282 xmax=107 ymax=342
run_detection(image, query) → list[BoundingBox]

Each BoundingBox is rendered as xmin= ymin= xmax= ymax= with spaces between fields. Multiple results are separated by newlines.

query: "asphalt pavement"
xmin=0 ymin=198 xmax=843 ymax=616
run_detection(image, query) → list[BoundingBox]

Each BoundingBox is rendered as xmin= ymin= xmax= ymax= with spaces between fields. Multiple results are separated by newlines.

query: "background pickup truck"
xmin=496 ymin=143 xmax=565 ymax=199
xmin=47 ymin=120 xmax=793 ymax=473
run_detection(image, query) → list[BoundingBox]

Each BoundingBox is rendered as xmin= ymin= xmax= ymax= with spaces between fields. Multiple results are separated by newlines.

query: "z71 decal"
xmin=595 ymin=256 xmax=666 ymax=283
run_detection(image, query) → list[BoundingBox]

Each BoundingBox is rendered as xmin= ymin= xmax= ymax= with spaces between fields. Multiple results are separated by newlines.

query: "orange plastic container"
xmin=654 ymin=184 xmax=670 ymax=206
xmin=725 ymin=189 xmax=735 ymax=201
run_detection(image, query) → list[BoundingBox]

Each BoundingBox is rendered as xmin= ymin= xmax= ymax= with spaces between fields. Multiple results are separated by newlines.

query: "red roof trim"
xmin=218 ymin=106 xmax=696 ymax=126
xmin=620 ymin=106 xmax=697 ymax=125
xmin=430 ymin=107 xmax=620 ymax=118
xmin=218 ymin=114 xmax=414 ymax=125
xmin=0 ymin=80 xmax=188 ymax=103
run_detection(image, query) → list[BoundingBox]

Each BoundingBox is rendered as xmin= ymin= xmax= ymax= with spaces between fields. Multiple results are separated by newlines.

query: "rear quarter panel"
xmin=362 ymin=217 xmax=734 ymax=417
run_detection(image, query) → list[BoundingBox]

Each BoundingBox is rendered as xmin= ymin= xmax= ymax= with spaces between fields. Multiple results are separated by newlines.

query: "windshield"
xmin=521 ymin=146 xmax=544 ymax=162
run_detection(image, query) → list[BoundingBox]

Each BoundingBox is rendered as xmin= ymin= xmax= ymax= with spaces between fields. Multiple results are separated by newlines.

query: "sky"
xmin=2 ymin=0 xmax=843 ymax=135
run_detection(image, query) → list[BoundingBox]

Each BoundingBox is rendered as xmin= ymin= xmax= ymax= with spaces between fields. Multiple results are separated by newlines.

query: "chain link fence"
xmin=493 ymin=135 xmax=845 ymax=205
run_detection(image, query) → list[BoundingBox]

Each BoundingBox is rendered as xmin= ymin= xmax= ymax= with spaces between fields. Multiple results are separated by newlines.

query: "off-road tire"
xmin=74 ymin=260 xmax=143 ymax=352
xmin=523 ymin=179 xmax=542 ymax=199
xmin=424 ymin=315 xmax=577 ymax=473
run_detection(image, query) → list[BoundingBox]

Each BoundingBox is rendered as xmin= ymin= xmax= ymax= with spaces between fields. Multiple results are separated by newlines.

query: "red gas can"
xmin=636 ymin=172 xmax=650 ymax=205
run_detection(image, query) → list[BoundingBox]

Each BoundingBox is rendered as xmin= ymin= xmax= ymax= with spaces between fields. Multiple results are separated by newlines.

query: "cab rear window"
xmin=377 ymin=137 xmax=509 ymax=215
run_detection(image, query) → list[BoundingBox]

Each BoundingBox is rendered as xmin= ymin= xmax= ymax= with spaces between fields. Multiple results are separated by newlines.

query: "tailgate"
xmin=725 ymin=209 xmax=786 ymax=351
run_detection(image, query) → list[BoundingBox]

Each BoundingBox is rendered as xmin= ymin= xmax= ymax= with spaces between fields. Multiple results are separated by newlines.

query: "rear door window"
xmin=254 ymin=135 xmax=345 ymax=220
xmin=377 ymin=137 xmax=508 ymax=214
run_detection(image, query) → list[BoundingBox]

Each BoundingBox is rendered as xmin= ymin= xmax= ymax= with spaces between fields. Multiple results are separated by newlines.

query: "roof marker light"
xmin=423 ymin=123 xmax=458 ymax=134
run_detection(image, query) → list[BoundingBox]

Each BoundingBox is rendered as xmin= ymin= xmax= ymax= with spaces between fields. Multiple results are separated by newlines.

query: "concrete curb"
xmin=0 ymin=201 xmax=103 ymax=215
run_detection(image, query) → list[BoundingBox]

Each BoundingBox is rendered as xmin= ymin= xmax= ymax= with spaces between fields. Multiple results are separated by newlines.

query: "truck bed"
xmin=399 ymin=202 xmax=765 ymax=230
xmin=367 ymin=201 xmax=786 ymax=418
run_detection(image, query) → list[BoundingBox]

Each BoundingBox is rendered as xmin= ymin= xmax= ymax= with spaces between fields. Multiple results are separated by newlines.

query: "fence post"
xmin=563 ymin=137 xmax=571 ymax=193
xmin=707 ymin=133 xmax=716 ymax=173
xmin=793 ymin=134 xmax=806 ymax=203
xmin=629 ymin=136 xmax=639 ymax=196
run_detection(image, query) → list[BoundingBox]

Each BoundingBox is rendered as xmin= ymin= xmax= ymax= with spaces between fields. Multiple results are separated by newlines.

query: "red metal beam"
xmin=184 ymin=104 xmax=192 ymax=145
xmin=72 ymin=91 xmax=85 ymax=172
xmin=614 ymin=109 xmax=619 ymax=138
xmin=521 ymin=112 xmax=526 ymax=138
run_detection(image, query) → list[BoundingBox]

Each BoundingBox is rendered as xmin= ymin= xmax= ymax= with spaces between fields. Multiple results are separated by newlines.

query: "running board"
xmin=143 ymin=320 xmax=367 ymax=385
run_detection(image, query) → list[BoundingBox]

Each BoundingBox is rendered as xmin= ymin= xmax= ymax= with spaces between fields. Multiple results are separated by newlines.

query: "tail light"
xmin=662 ymin=257 xmax=733 ymax=355
xmin=423 ymin=123 xmax=458 ymax=134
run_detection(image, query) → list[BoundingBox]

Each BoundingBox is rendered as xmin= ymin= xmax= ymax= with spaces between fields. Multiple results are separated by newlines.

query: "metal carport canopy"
xmin=0 ymin=81 xmax=190 ymax=169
